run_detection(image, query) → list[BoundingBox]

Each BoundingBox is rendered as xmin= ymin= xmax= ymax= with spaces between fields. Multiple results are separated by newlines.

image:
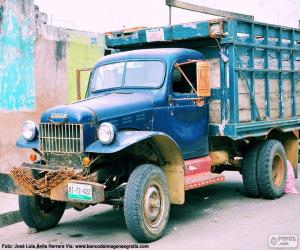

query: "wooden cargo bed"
xmin=106 ymin=17 xmax=300 ymax=139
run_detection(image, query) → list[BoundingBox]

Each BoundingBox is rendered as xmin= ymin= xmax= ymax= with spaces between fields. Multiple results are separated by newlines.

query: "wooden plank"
xmin=208 ymin=58 xmax=221 ymax=88
xmin=208 ymin=56 xmax=300 ymax=123
xmin=209 ymin=100 xmax=222 ymax=123
xmin=209 ymin=85 xmax=300 ymax=123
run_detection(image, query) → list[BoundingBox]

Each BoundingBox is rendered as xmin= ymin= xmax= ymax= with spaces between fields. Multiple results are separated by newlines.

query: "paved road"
xmin=1 ymin=171 xmax=299 ymax=250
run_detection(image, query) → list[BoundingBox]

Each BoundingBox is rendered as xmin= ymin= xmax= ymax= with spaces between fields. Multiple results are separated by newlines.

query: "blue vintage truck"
xmin=1 ymin=17 xmax=300 ymax=242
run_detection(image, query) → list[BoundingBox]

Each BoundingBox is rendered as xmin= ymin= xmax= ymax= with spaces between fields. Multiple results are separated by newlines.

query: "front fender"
xmin=86 ymin=130 xmax=185 ymax=205
xmin=16 ymin=136 xmax=39 ymax=149
xmin=86 ymin=130 xmax=169 ymax=154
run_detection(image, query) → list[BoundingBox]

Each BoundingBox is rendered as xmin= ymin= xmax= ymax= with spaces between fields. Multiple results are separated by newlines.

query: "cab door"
xmin=155 ymin=61 xmax=209 ymax=159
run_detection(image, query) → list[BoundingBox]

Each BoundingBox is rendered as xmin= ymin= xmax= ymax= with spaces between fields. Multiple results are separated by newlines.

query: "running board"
xmin=184 ymin=172 xmax=225 ymax=190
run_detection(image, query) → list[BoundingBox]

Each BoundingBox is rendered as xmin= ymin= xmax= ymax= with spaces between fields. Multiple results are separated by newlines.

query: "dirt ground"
xmin=0 ymin=171 xmax=299 ymax=250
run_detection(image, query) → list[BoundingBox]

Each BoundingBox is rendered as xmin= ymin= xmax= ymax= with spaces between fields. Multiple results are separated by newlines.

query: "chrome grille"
xmin=39 ymin=123 xmax=83 ymax=153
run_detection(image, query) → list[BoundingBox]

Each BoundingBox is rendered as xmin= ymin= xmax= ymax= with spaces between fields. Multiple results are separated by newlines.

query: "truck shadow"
xmin=56 ymin=207 xmax=127 ymax=238
xmin=52 ymin=172 xmax=245 ymax=239
xmin=170 ymin=179 xmax=244 ymax=221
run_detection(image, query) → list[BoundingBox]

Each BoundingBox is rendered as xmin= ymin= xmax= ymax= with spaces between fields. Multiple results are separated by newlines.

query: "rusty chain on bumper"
xmin=11 ymin=167 xmax=87 ymax=197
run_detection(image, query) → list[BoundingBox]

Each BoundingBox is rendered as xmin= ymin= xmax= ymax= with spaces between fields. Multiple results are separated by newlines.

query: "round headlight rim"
xmin=21 ymin=120 xmax=38 ymax=141
xmin=98 ymin=122 xmax=116 ymax=145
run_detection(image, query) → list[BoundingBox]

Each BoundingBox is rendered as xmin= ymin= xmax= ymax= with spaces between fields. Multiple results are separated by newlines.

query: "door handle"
xmin=168 ymin=95 xmax=175 ymax=105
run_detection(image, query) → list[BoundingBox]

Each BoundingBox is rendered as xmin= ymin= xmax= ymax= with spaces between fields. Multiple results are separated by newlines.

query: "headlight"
xmin=98 ymin=122 xmax=116 ymax=145
xmin=21 ymin=120 xmax=37 ymax=141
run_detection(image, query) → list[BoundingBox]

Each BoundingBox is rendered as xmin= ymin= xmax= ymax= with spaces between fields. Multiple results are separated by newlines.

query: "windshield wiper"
xmin=91 ymin=87 xmax=122 ymax=93
xmin=114 ymin=91 xmax=133 ymax=94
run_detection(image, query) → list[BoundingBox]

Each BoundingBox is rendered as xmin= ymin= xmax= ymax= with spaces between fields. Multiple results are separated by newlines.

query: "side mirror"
xmin=196 ymin=61 xmax=210 ymax=97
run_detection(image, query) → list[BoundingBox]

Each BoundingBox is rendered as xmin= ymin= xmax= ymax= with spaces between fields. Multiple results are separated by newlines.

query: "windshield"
xmin=90 ymin=61 xmax=165 ymax=91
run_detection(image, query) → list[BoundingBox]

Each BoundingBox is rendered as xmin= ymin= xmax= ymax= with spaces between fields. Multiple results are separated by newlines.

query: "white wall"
xmin=34 ymin=0 xmax=300 ymax=33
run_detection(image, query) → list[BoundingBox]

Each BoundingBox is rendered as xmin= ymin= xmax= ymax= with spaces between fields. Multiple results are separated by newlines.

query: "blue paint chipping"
xmin=0 ymin=8 xmax=35 ymax=111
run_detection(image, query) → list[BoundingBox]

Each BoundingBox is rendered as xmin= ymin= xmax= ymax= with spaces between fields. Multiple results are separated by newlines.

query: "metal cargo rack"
xmin=105 ymin=18 xmax=300 ymax=140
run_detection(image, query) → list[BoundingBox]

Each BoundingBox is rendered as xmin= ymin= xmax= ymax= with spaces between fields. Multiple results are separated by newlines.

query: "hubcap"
xmin=272 ymin=153 xmax=284 ymax=188
xmin=143 ymin=181 xmax=164 ymax=228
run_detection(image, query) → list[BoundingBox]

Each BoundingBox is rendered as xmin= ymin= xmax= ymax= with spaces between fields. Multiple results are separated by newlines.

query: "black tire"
xmin=257 ymin=139 xmax=287 ymax=199
xmin=242 ymin=143 xmax=262 ymax=198
xmin=19 ymin=195 xmax=66 ymax=231
xmin=124 ymin=164 xmax=170 ymax=243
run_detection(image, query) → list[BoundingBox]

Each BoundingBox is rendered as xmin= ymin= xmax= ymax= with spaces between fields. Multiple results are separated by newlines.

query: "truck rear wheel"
xmin=242 ymin=143 xmax=262 ymax=198
xmin=19 ymin=195 xmax=66 ymax=231
xmin=124 ymin=164 xmax=170 ymax=242
xmin=257 ymin=140 xmax=287 ymax=199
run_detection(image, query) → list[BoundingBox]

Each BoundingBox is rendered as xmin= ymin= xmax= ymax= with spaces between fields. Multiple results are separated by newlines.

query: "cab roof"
xmin=94 ymin=48 xmax=204 ymax=67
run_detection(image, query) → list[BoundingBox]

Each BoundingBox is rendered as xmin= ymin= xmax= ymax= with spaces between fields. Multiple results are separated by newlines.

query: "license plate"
xmin=67 ymin=183 xmax=92 ymax=201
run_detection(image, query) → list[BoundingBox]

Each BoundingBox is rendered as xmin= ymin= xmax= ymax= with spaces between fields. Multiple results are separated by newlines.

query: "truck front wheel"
xmin=19 ymin=195 xmax=66 ymax=231
xmin=257 ymin=140 xmax=287 ymax=199
xmin=124 ymin=164 xmax=170 ymax=242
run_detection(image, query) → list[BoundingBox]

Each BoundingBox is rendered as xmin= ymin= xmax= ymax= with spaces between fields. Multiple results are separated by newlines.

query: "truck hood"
xmin=40 ymin=104 xmax=97 ymax=124
xmin=40 ymin=92 xmax=154 ymax=124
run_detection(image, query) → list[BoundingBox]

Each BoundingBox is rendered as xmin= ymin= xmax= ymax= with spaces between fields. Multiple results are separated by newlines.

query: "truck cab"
xmin=84 ymin=48 xmax=209 ymax=159
xmin=3 ymin=17 xmax=299 ymax=243
xmin=11 ymin=47 xmax=215 ymax=242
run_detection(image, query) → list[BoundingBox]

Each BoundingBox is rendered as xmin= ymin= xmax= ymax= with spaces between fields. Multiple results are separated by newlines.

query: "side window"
xmin=172 ymin=63 xmax=196 ymax=94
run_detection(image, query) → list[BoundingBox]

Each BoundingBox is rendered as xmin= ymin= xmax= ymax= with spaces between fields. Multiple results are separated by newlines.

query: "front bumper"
xmin=0 ymin=163 xmax=105 ymax=204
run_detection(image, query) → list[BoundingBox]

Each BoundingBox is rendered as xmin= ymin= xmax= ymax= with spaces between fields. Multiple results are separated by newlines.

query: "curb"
xmin=0 ymin=210 xmax=22 ymax=228
xmin=0 ymin=206 xmax=72 ymax=228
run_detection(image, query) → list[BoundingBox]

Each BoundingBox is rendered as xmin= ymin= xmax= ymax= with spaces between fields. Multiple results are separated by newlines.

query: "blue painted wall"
xmin=0 ymin=1 xmax=35 ymax=111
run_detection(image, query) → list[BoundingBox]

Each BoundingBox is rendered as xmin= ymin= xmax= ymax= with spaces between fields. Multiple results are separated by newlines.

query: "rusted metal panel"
xmin=0 ymin=173 xmax=32 ymax=196
xmin=209 ymin=151 xmax=229 ymax=166
xmin=50 ymin=180 xmax=105 ymax=204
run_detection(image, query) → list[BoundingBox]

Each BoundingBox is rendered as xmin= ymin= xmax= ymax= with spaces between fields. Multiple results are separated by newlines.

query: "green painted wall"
xmin=66 ymin=34 xmax=105 ymax=103
xmin=0 ymin=0 xmax=36 ymax=111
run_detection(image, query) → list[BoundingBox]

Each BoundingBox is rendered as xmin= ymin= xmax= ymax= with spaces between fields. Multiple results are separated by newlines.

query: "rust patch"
xmin=0 ymin=172 xmax=32 ymax=196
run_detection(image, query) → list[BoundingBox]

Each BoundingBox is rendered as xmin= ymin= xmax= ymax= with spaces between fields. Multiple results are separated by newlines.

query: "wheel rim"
xmin=272 ymin=153 xmax=284 ymax=188
xmin=143 ymin=180 xmax=165 ymax=229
